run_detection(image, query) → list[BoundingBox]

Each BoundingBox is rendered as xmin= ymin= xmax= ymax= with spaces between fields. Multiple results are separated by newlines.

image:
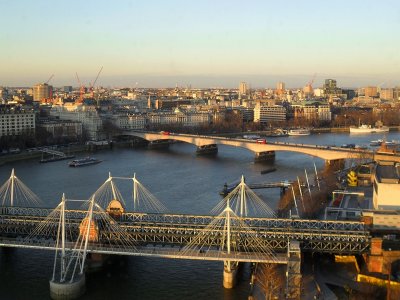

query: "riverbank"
xmin=0 ymin=140 xmax=151 ymax=166
xmin=228 ymin=126 xmax=400 ymax=137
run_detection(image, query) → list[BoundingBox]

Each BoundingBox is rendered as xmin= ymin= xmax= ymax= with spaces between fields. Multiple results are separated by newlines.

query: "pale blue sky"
xmin=1 ymin=0 xmax=399 ymax=88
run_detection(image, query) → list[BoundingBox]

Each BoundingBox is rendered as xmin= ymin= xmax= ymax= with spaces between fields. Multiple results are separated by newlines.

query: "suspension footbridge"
xmin=0 ymin=169 xmax=370 ymax=299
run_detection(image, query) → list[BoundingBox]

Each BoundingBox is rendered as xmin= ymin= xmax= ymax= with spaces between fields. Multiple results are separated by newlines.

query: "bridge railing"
xmin=0 ymin=206 xmax=368 ymax=233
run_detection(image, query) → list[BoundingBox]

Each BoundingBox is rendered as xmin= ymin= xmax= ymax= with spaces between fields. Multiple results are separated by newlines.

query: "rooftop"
xmin=375 ymin=162 xmax=400 ymax=183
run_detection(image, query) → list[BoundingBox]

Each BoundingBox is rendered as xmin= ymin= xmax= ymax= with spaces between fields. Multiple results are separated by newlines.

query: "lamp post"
xmin=387 ymin=248 xmax=391 ymax=300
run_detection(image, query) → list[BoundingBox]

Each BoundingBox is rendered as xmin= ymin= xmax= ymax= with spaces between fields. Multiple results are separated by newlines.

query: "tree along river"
xmin=0 ymin=131 xmax=399 ymax=300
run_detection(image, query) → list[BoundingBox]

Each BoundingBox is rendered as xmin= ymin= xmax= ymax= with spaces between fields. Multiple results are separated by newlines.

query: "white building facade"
xmin=50 ymin=104 xmax=103 ymax=140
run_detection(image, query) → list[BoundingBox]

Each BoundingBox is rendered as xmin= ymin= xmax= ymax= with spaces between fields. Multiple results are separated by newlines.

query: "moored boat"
xmin=265 ymin=129 xmax=288 ymax=137
xmin=68 ymin=157 xmax=102 ymax=167
xmin=370 ymin=139 xmax=384 ymax=146
xmin=349 ymin=124 xmax=389 ymax=134
xmin=370 ymin=139 xmax=400 ymax=147
xmin=288 ymin=128 xmax=310 ymax=136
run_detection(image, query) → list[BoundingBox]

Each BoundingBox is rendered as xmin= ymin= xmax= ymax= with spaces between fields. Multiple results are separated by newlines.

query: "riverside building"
xmin=0 ymin=106 xmax=35 ymax=137
xmin=50 ymin=104 xmax=103 ymax=140
xmin=254 ymin=100 xmax=287 ymax=123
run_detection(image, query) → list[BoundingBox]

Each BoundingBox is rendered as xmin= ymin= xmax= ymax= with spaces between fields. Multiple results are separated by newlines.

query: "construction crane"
xmin=90 ymin=66 xmax=103 ymax=97
xmin=75 ymin=72 xmax=85 ymax=104
xmin=307 ymin=73 xmax=317 ymax=87
xmin=74 ymin=67 xmax=103 ymax=104
xmin=303 ymin=73 xmax=317 ymax=96
xmin=45 ymin=74 xmax=54 ymax=84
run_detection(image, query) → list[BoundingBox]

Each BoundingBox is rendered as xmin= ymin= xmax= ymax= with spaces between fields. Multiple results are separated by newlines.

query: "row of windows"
xmin=0 ymin=116 xmax=34 ymax=119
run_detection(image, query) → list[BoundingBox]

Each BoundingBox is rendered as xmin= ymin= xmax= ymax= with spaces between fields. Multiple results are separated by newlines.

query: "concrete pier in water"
xmin=254 ymin=151 xmax=275 ymax=163
xmin=196 ymin=144 xmax=218 ymax=155
xmin=49 ymin=274 xmax=86 ymax=300
xmin=223 ymin=265 xmax=238 ymax=289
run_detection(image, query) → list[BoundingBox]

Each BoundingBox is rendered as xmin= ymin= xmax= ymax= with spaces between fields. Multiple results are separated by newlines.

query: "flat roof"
xmin=375 ymin=163 xmax=400 ymax=183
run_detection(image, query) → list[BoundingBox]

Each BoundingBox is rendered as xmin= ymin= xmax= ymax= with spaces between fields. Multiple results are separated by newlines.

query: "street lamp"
xmin=387 ymin=248 xmax=392 ymax=300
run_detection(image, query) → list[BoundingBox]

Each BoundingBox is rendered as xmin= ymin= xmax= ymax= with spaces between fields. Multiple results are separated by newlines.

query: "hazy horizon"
xmin=2 ymin=73 xmax=399 ymax=90
xmin=1 ymin=0 xmax=399 ymax=88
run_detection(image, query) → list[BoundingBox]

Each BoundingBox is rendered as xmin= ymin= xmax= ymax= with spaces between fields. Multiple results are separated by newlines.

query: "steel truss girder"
xmin=0 ymin=207 xmax=370 ymax=254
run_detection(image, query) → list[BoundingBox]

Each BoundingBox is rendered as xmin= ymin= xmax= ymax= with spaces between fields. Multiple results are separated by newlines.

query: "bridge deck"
xmin=0 ymin=206 xmax=370 ymax=254
xmin=123 ymin=131 xmax=400 ymax=162
xmin=0 ymin=239 xmax=286 ymax=264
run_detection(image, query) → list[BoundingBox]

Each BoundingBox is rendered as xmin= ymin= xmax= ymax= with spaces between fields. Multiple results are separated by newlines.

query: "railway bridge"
xmin=0 ymin=170 xmax=371 ymax=299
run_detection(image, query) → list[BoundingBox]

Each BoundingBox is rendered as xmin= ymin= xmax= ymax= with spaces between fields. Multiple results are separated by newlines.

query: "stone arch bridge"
xmin=120 ymin=131 xmax=400 ymax=165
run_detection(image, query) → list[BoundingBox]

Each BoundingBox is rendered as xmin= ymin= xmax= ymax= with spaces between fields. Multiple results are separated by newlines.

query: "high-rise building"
xmin=379 ymin=88 xmax=394 ymax=100
xmin=276 ymin=82 xmax=285 ymax=91
xmin=33 ymin=83 xmax=53 ymax=101
xmin=239 ymin=82 xmax=248 ymax=96
xmin=393 ymin=87 xmax=400 ymax=101
xmin=323 ymin=79 xmax=341 ymax=96
xmin=364 ymin=86 xmax=378 ymax=98
xmin=276 ymin=82 xmax=285 ymax=95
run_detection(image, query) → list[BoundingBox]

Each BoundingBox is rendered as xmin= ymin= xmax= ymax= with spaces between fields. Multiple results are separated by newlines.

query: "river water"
xmin=0 ymin=131 xmax=399 ymax=299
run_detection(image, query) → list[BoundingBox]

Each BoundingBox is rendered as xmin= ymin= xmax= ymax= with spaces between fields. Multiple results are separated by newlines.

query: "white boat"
xmin=288 ymin=128 xmax=310 ymax=136
xmin=349 ymin=124 xmax=389 ymax=134
xmin=370 ymin=139 xmax=383 ymax=146
xmin=68 ymin=157 xmax=102 ymax=167
xmin=370 ymin=139 xmax=399 ymax=146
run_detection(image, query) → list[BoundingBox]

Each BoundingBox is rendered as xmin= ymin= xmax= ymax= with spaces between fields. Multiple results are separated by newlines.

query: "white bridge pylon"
xmin=0 ymin=169 xmax=41 ymax=207
xmin=211 ymin=175 xmax=276 ymax=218
xmin=180 ymin=198 xmax=278 ymax=265
xmin=91 ymin=172 xmax=168 ymax=213
xmin=25 ymin=193 xmax=137 ymax=284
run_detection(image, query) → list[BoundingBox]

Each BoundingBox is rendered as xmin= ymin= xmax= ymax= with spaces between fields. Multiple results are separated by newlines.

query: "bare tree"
xmin=254 ymin=263 xmax=285 ymax=299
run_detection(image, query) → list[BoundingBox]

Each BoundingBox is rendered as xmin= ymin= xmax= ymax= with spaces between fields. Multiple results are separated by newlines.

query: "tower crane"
xmin=45 ymin=74 xmax=54 ymax=84
xmin=75 ymin=72 xmax=85 ymax=104
xmin=90 ymin=66 xmax=103 ymax=97
xmin=307 ymin=73 xmax=317 ymax=87
xmin=74 ymin=67 xmax=104 ymax=104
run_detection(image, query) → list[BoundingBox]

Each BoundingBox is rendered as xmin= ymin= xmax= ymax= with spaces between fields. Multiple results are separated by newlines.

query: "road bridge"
xmin=122 ymin=131 xmax=400 ymax=164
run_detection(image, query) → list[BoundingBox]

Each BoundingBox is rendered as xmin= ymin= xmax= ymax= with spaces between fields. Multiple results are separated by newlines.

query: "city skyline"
xmin=1 ymin=0 xmax=400 ymax=88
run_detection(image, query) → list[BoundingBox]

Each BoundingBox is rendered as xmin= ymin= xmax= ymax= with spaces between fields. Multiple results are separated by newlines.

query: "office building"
xmin=50 ymin=104 xmax=103 ymax=140
xmin=0 ymin=106 xmax=35 ymax=137
xmin=379 ymin=88 xmax=394 ymax=100
xmin=323 ymin=79 xmax=341 ymax=96
xmin=373 ymin=161 xmax=400 ymax=210
xmin=239 ymin=82 xmax=248 ymax=96
xmin=33 ymin=83 xmax=53 ymax=102
xmin=364 ymin=86 xmax=378 ymax=98
xmin=254 ymin=100 xmax=286 ymax=123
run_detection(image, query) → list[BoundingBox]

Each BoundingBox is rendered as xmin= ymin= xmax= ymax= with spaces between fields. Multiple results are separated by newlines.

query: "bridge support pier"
xmin=49 ymin=274 xmax=86 ymax=300
xmin=285 ymin=241 xmax=302 ymax=300
xmin=196 ymin=144 xmax=218 ymax=155
xmin=325 ymin=159 xmax=345 ymax=171
xmin=254 ymin=151 xmax=275 ymax=163
xmin=223 ymin=264 xmax=238 ymax=289
xmin=148 ymin=140 xmax=170 ymax=150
